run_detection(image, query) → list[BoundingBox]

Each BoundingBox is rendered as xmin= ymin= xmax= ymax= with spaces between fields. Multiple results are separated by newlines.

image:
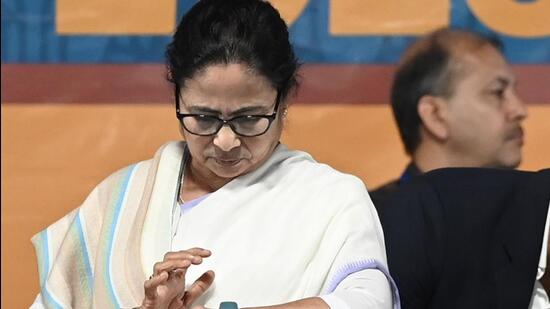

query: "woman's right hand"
xmin=140 ymin=248 xmax=215 ymax=309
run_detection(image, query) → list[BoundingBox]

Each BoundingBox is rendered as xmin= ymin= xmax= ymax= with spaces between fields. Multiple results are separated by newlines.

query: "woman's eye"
xmin=241 ymin=116 xmax=261 ymax=123
xmin=195 ymin=116 xmax=218 ymax=127
xmin=235 ymin=116 xmax=262 ymax=128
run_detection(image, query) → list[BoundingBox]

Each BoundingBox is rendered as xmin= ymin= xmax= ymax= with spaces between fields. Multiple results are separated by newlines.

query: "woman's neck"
xmin=180 ymin=158 xmax=232 ymax=201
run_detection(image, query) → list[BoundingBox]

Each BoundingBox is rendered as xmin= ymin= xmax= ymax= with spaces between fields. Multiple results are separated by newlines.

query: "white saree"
xmin=32 ymin=141 xmax=398 ymax=308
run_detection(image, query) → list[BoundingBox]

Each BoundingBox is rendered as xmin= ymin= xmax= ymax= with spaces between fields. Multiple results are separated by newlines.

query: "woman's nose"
xmin=212 ymin=125 xmax=241 ymax=151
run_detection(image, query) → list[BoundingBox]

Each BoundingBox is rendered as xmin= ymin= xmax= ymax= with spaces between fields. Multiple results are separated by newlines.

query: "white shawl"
xmin=32 ymin=141 xmax=397 ymax=308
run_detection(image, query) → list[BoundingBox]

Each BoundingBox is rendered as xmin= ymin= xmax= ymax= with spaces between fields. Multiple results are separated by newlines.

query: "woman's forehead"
xmin=190 ymin=63 xmax=268 ymax=88
xmin=181 ymin=64 xmax=276 ymax=103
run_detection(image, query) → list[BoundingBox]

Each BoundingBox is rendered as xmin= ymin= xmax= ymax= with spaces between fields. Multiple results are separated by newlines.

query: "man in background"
xmin=370 ymin=28 xmax=527 ymax=204
xmin=370 ymin=28 xmax=549 ymax=308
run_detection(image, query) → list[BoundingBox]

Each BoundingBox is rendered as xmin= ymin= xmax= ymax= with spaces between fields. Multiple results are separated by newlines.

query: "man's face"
xmin=443 ymin=45 xmax=527 ymax=168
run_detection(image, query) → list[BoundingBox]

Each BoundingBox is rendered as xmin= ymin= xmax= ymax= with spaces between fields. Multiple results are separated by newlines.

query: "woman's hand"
xmin=140 ymin=248 xmax=215 ymax=309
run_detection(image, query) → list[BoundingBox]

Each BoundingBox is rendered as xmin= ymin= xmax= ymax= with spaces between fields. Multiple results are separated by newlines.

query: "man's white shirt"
xmin=530 ymin=202 xmax=550 ymax=309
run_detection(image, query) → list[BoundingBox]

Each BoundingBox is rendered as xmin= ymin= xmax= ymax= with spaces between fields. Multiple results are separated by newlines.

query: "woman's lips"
xmin=214 ymin=158 xmax=242 ymax=166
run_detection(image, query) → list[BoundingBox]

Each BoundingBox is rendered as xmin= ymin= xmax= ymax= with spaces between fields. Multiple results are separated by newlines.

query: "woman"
xmin=31 ymin=0 xmax=397 ymax=308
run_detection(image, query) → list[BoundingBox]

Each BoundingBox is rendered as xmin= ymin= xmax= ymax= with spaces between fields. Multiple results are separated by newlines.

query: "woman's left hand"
xmin=142 ymin=266 xmax=188 ymax=309
xmin=141 ymin=248 xmax=215 ymax=309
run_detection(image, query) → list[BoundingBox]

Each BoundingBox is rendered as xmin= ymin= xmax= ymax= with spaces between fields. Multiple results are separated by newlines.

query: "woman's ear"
xmin=282 ymin=107 xmax=288 ymax=119
xmin=417 ymin=95 xmax=449 ymax=141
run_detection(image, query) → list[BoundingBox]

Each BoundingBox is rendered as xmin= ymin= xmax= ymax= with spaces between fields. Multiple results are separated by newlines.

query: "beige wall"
xmin=2 ymin=103 xmax=550 ymax=308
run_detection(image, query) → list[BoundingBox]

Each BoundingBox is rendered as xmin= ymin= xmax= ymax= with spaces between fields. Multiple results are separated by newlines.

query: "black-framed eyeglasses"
xmin=176 ymin=92 xmax=281 ymax=137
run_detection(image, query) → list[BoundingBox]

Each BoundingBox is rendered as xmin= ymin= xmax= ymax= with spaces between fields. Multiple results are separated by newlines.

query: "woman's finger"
xmin=183 ymin=270 xmax=215 ymax=307
xmin=163 ymin=248 xmax=212 ymax=261
xmin=167 ymin=295 xmax=185 ymax=309
xmin=152 ymin=259 xmax=192 ymax=276
xmin=143 ymin=271 xmax=169 ymax=299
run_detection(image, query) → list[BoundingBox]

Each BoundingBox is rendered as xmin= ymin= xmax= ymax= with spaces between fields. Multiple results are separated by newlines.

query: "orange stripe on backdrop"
xmin=2 ymin=103 xmax=550 ymax=308
xmin=330 ymin=0 xmax=449 ymax=35
xmin=3 ymin=64 xmax=550 ymax=104
xmin=56 ymin=0 xmax=177 ymax=34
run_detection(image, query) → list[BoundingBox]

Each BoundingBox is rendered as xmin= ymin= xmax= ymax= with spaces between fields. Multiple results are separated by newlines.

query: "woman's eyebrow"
xmin=230 ymin=105 xmax=270 ymax=116
xmin=185 ymin=105 xmax=220 ymax=114
xmin=184 ymin=104 xmax=271 ymax=116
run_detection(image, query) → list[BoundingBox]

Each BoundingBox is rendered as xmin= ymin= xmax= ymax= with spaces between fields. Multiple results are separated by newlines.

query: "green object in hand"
xmin=219 ymin=301 xmax=239 ymax=309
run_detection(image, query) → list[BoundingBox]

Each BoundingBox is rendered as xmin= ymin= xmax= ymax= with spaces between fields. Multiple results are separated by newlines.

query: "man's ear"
xmin=417 ymin=95 xmax=449 ymax=140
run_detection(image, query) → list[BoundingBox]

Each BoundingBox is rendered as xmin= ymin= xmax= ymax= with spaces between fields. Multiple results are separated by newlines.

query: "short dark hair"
xmin=391 ymin=28 xmax=502 ymax=154
xmin=166 ymin=0 xmax=300 ymax=109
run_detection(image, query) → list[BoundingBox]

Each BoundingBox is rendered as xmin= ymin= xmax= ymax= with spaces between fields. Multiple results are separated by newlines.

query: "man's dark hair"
xmin=166 ymin=0 xmax=300 ymax=109
xmin=391 ymin=28 xmax=502 ymax=154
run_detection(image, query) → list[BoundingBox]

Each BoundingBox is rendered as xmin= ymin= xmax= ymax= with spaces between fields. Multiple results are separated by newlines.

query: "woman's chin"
xmin=208 ymin=159 xmax=250 ymax=179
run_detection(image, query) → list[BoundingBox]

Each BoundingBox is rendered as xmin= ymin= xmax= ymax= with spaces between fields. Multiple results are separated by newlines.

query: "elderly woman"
xmin=31 ymin=1 xmax=397 ymax=308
